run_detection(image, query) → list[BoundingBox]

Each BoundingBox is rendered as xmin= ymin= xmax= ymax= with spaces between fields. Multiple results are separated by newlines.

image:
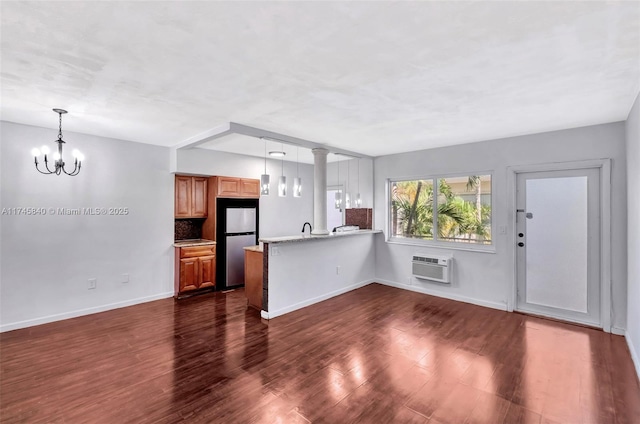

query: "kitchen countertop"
xmin=243 ymin=245 xmax=263 ymax=253
xmin=173 ymin=239 xmax=216 ymax=247
xmin=259 ymin=229 xmax=382 ymax=244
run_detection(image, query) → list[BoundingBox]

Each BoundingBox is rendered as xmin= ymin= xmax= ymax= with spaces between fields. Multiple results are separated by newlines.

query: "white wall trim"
xmin=626 ymin=331 xmax=640 ymax=382
xmin=506 ymin=158 xmax=613 ymax=332
xmin=376 ymin=278 xmax=508 ymax=311
xmin=0 ymin=292 xmax=174 ymax=333
xmin=612 ymin=327 xmax=626 ymax=336
xmin=260 ymin=278 xmax=374 ymax=320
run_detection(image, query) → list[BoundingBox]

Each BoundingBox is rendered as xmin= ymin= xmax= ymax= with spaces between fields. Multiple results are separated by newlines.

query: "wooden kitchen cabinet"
xmin=244 ymin=247 xmax=263 ymax=310
xmin=216 ymin=177 xmax=260 ymax=198
xmin=175 ymin=175 xmax=208 ymax=218
xmin=175 ymin=244 xmax=217 ymax=296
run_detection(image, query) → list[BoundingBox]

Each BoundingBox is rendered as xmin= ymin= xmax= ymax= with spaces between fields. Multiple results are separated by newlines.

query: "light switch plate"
xmin=272 ymin=246 xmax=280 ymax=256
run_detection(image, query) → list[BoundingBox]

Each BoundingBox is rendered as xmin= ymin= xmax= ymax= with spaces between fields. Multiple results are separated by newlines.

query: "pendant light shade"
xmin=261 ymin=174 xmax=270 ymax=195
xmin=293 ymin=147 xmax=302 ymax=197
xmin=334 ymin=155 xmax=342 ymax=209
xmin=293 ymin=177 xmax=302 ymax=197
xmin=278 ymin=175 xmax=287 ymax=197
xmin=278 ymin=143 xmax=287 ymax=197
xmin=334 ymin=190 xmax=342 ymax=209
xmin=345 ymin=159 xmax=351 ymax=209
xmin=355 ymin=158 xmax=362 ymax=207
xmin=260 ymin=138 xmax=270 ymax=195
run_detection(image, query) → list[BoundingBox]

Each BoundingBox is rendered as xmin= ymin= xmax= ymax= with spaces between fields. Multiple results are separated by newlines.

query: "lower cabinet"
xmin=244 ymin=248 xmax=263 ymax=310
xmin=175 ymin=245 xmax=216 ymax=296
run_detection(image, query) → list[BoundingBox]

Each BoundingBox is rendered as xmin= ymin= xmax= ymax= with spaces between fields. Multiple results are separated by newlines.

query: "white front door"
xmin=516 ymin=168 xmax=601 ymax=326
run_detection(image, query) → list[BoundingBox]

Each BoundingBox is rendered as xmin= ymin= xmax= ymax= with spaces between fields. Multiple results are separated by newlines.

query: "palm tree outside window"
xmin=390 ymin=174 xmax=492 ymax=244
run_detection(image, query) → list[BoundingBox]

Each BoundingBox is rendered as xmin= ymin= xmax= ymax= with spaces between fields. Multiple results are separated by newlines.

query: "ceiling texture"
xmin=1 ymin=1 xmax=639 ymax=162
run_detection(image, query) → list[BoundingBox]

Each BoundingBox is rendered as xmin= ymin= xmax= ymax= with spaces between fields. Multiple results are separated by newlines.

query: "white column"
xmin=312 ymin=148 xmax=330 ymax=235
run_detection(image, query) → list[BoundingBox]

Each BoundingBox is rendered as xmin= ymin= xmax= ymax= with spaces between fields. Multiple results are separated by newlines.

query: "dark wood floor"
xmin=1 ymin=284 xmax=639 ymax=423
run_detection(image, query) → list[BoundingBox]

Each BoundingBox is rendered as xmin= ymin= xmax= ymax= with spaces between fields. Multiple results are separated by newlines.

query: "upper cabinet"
xmin=216 ymin=177 xmax=260 ymax=198
xmin=175 ymin=175 xmax=208 ymax=218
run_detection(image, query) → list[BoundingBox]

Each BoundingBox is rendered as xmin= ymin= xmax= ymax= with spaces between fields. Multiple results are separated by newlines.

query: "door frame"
xmin=506 ymin=159 xmax=612 ymax=332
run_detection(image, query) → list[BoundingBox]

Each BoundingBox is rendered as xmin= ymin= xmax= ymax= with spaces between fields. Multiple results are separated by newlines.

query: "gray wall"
xmin=626 ymin=93 xmax=640 ymax=373
xmin=374 ymin=122 xmax=628 ymax=330
xmin=0 ymin=121 xmax=174 ymax=331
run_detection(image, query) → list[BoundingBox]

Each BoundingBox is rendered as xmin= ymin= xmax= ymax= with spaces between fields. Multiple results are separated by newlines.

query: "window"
xmin=390 ymin=174 xmax=492 ymax=245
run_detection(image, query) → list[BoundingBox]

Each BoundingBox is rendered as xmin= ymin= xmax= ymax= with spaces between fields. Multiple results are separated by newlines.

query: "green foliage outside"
xmin=391 ymin=177 xmax=491 ymax=244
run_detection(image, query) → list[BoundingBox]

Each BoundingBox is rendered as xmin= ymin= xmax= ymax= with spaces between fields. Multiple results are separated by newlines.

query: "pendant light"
xmin=293 ymin=146 xmax=302 ymax=197
xmin=260 ymin=138 xmax=270 ymax=195
xmin=32 ymin=108 xmax=84 ymax=176
xmin=334 ymin=155 xmax=342 ymax=209
xmin=278 ymin=143 xmax=287 ymax=197
xmin=345 ymin=159 xmax=351 ymax=209
xmin=355 ymin=158 xmax=362 ymax=207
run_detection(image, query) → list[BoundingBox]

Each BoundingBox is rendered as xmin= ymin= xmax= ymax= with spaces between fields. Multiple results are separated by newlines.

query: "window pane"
xmin=436 ymin=175 xmax=491 ymax=244
xmin=390 ymin=179 xmax=434 ymax=240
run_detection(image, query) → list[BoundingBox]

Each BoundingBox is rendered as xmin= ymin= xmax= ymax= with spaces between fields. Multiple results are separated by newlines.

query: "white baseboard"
xmin=376 ymin=278 xmax=508 ymax=311
xmin=261 ymin=279 xmax=374 ymax=320
xmin=611 ymin=326 xmax=626 ymax=336
xmin=0 ymin=292 xmax=175 ymax=333
xmin=626 ymin=331 xmax=640 ymax=382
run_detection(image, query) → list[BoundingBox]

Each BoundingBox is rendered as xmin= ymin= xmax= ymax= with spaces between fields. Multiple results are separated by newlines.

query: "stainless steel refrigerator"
xmin=216 ymin=198 xmax=259 ymax=290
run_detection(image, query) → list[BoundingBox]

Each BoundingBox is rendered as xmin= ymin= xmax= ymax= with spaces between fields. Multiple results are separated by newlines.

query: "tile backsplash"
xmin=175 ymin=219 xmax=205 ymax=240
xmin=345 ymin=208 xmax=373 ymax=230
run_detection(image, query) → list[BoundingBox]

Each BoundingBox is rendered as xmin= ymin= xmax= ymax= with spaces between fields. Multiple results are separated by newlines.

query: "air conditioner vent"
xmin=411 ymin=253 xmax=452 ymax=284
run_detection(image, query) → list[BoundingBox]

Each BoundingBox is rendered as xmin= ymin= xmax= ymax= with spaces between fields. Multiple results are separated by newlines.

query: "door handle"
xmin=518 ymin=242 xmax=525 ymax=247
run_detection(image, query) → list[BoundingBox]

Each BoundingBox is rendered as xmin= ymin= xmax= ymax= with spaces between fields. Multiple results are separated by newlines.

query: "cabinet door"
xmin=244 ymin=250 xmax=263 ymax=309
xmin=199 ymin=255 xmax=216 ymax=289
xmin=240 ymin=179 xmax=260 ymax=198
xmin=217 ymin=177 xmax=241 ymax=197
xmin=179 ymin=257 xmax=199 ymax=292
xmin=192 ymin=177 xmax=208 ymax=217
xmin=175 ymin=176 xmax=193 ymax=217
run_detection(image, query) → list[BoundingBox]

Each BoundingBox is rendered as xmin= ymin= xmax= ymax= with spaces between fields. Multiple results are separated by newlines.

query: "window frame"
xmin=386 ymin=171 xmax=496 ymax=253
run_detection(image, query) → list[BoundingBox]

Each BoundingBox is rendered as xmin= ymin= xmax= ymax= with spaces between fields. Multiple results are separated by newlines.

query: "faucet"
xmin=301 ymin=222 xmax=312 ymax=236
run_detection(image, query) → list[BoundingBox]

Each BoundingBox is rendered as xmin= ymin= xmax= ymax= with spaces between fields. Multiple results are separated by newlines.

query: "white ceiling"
xmin=1 ymin=1 xmax=639 ymax=160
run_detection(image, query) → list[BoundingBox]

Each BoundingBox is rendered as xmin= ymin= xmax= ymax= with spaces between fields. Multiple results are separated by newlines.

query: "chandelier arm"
xmin=35 ymin=163 xmax=55 ymax=175
xmin=68 ymin=164 xmax=81 ymax=176
xmin=43 ymin=159 xmax=56 ymax=174
xmin=61 ymin=162 xmax=80 ymax=176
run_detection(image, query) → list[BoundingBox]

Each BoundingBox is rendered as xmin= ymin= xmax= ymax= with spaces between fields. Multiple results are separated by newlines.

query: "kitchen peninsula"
xmin=257 ymin=229 xmax=381 ymax=319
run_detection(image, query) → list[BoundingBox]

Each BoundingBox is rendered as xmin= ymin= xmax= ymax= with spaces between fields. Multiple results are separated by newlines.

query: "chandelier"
xmin=31 ymin=108 xmax=84 ymax=176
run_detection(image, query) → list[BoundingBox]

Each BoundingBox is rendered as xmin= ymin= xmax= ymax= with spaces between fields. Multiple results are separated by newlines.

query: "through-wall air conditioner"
xmin=411 ymin=253 xmax=453 ymax=284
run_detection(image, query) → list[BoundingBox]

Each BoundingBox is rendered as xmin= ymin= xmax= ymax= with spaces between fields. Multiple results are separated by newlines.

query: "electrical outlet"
xmin=336 ymin=266 xmax=341 ymax=275
xmin=498 ymin=225 xmax=507 ymax=235
xmin=88 ymin=278 xmax=97 ymax=290
xmin=272 ymin=246 xmax=280 ymax=256
xmin=121 ymin=273 xmax=129 ymax=284
xmin=408 ymin=277 xmax=412 ymax=285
